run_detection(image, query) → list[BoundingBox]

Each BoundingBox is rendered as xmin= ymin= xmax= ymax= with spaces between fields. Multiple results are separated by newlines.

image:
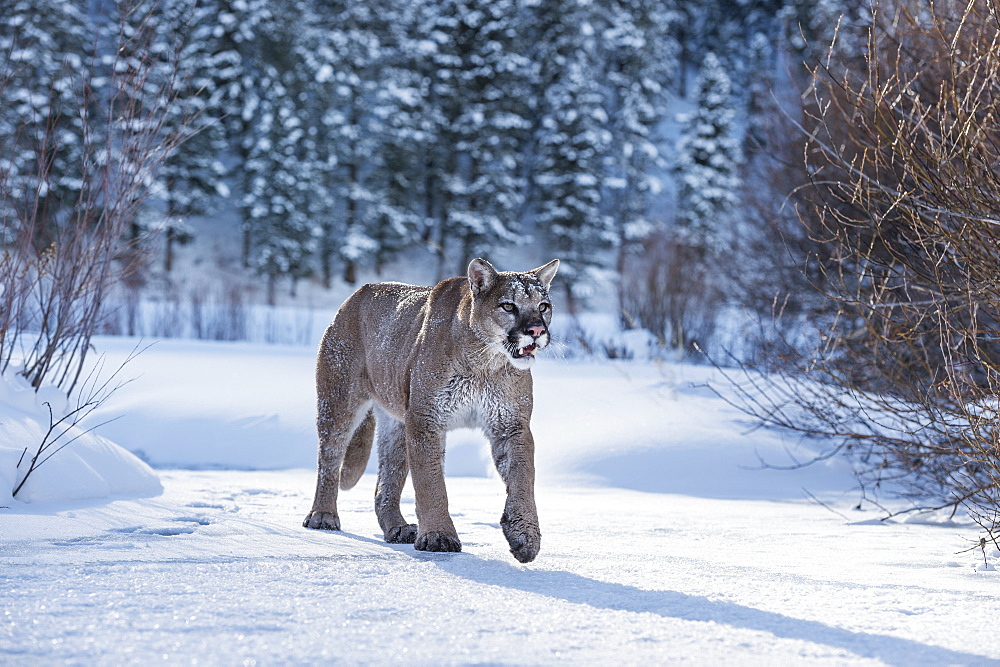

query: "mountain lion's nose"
xmin=525 ymin=323 xmax=546 ymax=338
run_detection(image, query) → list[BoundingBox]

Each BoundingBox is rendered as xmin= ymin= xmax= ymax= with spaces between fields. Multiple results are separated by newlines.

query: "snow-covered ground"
xmin=2 ymin=337 xmax=999 ymax=665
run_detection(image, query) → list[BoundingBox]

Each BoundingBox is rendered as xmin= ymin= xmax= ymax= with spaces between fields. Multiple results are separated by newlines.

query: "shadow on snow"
xmin=439 ymin=557 xmax=987 ymax=665
xmin=337 ymin=530 xmax=988 ymax=665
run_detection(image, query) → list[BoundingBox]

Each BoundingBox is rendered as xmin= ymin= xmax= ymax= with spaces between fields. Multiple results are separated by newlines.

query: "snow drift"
xmin=0 ymin=370 xmax=161 ymax=506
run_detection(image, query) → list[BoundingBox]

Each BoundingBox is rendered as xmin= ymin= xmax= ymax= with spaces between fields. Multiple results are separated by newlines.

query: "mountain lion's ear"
xmin=532 ymin=259 xmax=560 ymax=290
xmin=468 ymin=258 xmax=498 ymax=295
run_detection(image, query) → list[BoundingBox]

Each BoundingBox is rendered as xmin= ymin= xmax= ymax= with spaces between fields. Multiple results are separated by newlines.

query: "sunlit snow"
xmin=2 ymin=337 xmax=999 ymax=664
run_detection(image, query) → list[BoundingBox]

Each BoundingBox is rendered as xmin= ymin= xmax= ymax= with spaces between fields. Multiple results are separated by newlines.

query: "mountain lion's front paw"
xmin=506 ymin=530 xmax=540 ymax=563
xmin=303 ymin=511 xmax=341 ymax=531
xmin=501 ymin=512 xmax=540 ymax=563
xmin=384 ymin=524 xmax=418 ymax=544
xmin=415 ymin=530 xmax=462 ymax=553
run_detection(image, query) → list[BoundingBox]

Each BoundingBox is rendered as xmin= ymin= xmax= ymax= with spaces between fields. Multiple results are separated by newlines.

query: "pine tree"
xmin=241 ymin=1 xmax=318 ymax=303
xmin=525 ymin=0 xmax=678 ymax=305
xmin=0 ymin=0 xmax=92 ymax=244
xmin=404 ymin=1 xmax=455 ymax=276
xmin=155 ymin=0 xmax=231 ymax=272
xmin=416 ymin=0 xmax=534 ymax=276
xmin=304 ymin=0 xmax=390 ymax=285
xmin=243 ymin=66 xmax=318 ymax=304
xmin=530 ymin=0 xmax=615 ymax=309
xmin=601 ymin=0 xmax=679 ymax=253
xmin=674 ymin=51 xmax=741 ymax=252
xmin=209 ymin=0 xmax=271 ymax=266
xmin=366 ymin=30 xmax=427 ymax=275
xmin=109 ymin=0 xmax=186 ymax=247
xmin=456 ymin=0 xmax=534 ymax=266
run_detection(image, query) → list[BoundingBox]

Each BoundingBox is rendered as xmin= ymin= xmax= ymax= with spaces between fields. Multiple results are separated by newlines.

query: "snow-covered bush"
xmin=0 ymin=366 xmax=161 ymax=506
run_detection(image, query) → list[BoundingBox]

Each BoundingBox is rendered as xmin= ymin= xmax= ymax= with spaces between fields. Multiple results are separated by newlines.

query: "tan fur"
xmin=303 ymin=258 xmax=559 ymax=563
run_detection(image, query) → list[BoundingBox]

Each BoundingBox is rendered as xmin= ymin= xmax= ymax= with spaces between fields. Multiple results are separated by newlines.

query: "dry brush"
xmin=728 ymin=0 xmax=1000 ymax=541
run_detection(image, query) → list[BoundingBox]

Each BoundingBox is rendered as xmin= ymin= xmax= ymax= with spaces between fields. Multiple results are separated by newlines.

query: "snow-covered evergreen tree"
xmin=600 ymin=0 xmax=679 ymax=251
xmin=401 ymin=3 xmax=454 ymax=275
xmin=537 ymin=58 xmax=615 ymax=310
xmin=674 ymin=52 xmax=741 ymax=252
xmin=306 ymin=0 xmax=432 ymax=279
xmin=0 ymin=0 xmax=92 ymax=242
xmin=453 ymin=0 xmax=534 ymax=266
xmin=243 ymin=66 xmax=318 ymax=304
xmin=108 ymin=0 xmax=188 ymax=245
xmin=530 ymin=0 xmax=615 ymax=309
xmin=365 ymin=8 xmax=428 ymax=275
xmin=415 ymin=0 xmax=534 ymax=276
xmin=208 ymin=0 xmax=271 ymax=266
xmin=154 ymin=0 xmax=232 ymax=272
xmin=241 ymin=2 xmax=319 ymax=302
xmin=303 ymin=0 xmax=389 ymax=285
xmin=521 ymin=0 xmax=678 ymax=305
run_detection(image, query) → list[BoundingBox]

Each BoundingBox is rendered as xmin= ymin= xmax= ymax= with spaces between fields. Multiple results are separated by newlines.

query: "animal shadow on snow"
xmin=331 ymin=530 xmax=987 ymax=664
xmin=438 ymin=558 xmax=987 ymax=665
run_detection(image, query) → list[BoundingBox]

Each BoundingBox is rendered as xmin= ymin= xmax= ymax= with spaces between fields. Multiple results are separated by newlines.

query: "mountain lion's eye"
xmin=539 ymin=303 xmax=550 ymax=313
xmin=500 ymin=303 xmax=517 ymax=313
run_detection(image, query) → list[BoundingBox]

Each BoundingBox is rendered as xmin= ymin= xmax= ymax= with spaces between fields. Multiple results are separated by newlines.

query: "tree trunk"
xmin=321 ymin=227 xmax=333 ymax=289
xmin=342 ymin=104 xmax=360 ymax=285
xmin=165 ymin=228 xmax=175 ymax=273
xmin=341 ymin=181 xmax=357 ymax=282
xmin=242 ymin=225 xmax=251 ymax=268
xmin=564 ymin=281 xmax=578 ymax=316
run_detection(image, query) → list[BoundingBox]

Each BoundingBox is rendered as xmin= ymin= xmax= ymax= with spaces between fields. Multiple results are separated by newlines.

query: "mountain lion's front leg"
xmin=405 ymin=415 xmax=462 ymax=553
xmin=487 ymin=417 xmax=541 ymax=563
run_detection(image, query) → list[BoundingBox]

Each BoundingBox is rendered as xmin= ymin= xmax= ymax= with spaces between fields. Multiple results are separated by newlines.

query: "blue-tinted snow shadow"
xmin=328 ymin=529 xmax=992 ymax=664
xmin=575 ymin=444 xmax=855 ymax=501
xmin=432 ymin=557 xmax=991 ymax=666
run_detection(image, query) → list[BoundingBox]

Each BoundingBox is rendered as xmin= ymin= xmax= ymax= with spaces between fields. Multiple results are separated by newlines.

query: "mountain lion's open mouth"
xmin=513 ymin=343 xmax=537 ymax=359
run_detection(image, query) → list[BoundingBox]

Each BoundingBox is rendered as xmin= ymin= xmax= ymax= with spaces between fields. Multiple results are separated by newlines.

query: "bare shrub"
xmin=213 ymin=282 xmax=249 ymax=341
xmin=728 ymin=0 xmax=1000 ymax=541
xmin=3 ymin=3 xmax=193 ymax=497
xmin=13 ymin=345 xmax=146 ymax=498
xmin=149 ymin=293 xmax=185 ymax=339
xmin=190 ymin=280 xmax=249 ymax=342
xmin=190 ymin=284 xmax=207 ymax=339
xmin=620 ymin=229 xmax=725 ymax=356
xmin=1 ymin=2 xmax=190 ymax=395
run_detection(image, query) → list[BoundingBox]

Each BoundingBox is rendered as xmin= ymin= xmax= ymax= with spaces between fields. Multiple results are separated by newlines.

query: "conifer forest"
xmin=1 ymin=0 xmax=854 ymax=310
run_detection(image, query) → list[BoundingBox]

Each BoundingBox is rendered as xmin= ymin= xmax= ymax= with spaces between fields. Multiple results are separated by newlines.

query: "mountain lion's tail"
xmin=340 ymin=409 xmax=374 ymax=490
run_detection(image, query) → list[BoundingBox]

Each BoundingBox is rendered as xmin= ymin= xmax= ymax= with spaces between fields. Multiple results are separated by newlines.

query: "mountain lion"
xmin=303 ymin=258 xmax=560 ymax=563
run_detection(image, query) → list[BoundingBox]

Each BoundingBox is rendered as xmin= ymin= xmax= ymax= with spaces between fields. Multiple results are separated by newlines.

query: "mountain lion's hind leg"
xmin=303 ymin=330 xmax=368 ymax=531
xmin=374 ymin=412 xmax=417 ymax=544
xmin=303 ymin=401 xmax=370 ymax=530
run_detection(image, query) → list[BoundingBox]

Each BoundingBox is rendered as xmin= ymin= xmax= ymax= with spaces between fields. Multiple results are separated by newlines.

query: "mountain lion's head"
xmin=468 ymin=258 xmax=560 ymax=371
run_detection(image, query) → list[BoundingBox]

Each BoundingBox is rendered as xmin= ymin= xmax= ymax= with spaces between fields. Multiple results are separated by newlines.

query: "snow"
xmin=2 ymin=336 xmax=1000 ymax=664
xmin=0 ymin=370 xmax=161 ymax=507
